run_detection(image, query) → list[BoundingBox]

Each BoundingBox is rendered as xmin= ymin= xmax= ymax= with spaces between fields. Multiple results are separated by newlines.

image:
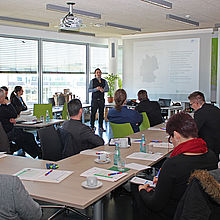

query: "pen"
xmin=151 ymin=141 xmax=162 ymax=143
xmin=108 ymin=172 xmax=123 ymax=176
xmin=45 ymin=169 xmax=53 ymax=176
xmin=94 ymin=174 xmax=113 ymax=178
xmin=155 ymin=169 xmax=161 ymax=178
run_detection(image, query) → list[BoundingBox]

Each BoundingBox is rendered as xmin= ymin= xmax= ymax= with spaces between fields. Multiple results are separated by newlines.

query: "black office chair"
xmin=0 ymin=122 xmax=21 ymax=155
xmin=57 ymin=128 xmax=79 ymax=158
xmin=38 ymin=126 xmax=90 ymax=220
xmin=0 ymin=122 xmax=11 ymax=153
xmin=38 ymin=126 xmax=63 ymax=161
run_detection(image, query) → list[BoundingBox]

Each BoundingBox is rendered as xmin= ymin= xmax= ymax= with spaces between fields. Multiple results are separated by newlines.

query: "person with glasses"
xmin=188 ymin=91 xmax=220 ymax=160
xmin=132 ymin=112 xmax=217 ymax=220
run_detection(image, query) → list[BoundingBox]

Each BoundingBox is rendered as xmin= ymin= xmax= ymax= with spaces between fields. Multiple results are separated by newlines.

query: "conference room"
xmin=0 ymin=0 xmax=220 ymax=219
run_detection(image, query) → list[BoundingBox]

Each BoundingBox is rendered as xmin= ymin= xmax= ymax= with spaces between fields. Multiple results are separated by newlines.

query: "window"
xmin=0 ymin=37 xmax=38 ymax=106
xmin=42 ymin=41 xmax=86 ymax=103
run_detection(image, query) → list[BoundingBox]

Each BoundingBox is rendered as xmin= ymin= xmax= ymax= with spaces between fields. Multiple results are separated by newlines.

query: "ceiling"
xmin=0 ymin=0 xmax=220 ymax=38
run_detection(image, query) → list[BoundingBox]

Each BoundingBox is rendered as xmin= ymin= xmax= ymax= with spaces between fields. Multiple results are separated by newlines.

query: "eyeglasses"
xmin=168 ymin=134 xmax=173 ymax=144
xmin=189 ymin=101 xmax=196 ymax=106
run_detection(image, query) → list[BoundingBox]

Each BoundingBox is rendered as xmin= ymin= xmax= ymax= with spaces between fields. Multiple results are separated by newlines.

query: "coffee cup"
xmin=98 ymin=153 xmax=107 ymax=162
xmin=86 ymin=176 xmax=97 ymax=187
xmin=119 ymin=138 xmax=128 ymax=148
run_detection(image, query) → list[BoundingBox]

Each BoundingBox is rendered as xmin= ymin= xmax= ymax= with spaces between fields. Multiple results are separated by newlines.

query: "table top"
xmin=0 ymin=123 xmax=172 ymax=210
xmin=15 ymin=119 xmax=64 ymax=129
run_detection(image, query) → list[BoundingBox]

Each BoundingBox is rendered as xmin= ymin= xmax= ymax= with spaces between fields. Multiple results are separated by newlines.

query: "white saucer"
xmin=81 ymin=181 xmax=103 ymax=189
xmin=94 ymin=158 xmax=111 ymax=164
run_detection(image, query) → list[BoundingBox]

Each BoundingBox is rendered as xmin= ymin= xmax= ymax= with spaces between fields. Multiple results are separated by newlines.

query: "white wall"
xmin=122 ymin=29 xmax=213 ymax=102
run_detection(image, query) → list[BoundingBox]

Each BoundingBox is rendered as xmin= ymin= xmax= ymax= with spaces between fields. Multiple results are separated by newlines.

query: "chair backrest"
xmin=38 ymin=126 xmax=63 ymax=161
xmin=33 ymin=104 xmax=53 ymax=119
xmin=139 ymin=112 xmax=150 ymax=131
xmin=0 ymin=122 xmax=10 ymax=153
xmin=110 ymin=122 xmax=134 ymax=138
xmin=62 ymin=102 xmax=68 ymax=120
xmin=57 ymin=128 xmax=79 ymax=158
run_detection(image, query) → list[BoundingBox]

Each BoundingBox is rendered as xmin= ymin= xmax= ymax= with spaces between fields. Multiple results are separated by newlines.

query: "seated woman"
xmin=133 ymin=112 xmax=218 ymax=220
xmin=107 ymin=89 xmax=143 ymax=133
xmin=10 ymin=86 xmax=27 ymax=115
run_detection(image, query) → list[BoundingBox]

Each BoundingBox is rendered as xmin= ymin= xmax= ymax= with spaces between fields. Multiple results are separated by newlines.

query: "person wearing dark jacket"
xmin=188 ymin=91 xmax=220 ymax=160
xmin=10 ymin=86 xmax=27 ymax=115
xmin=0 ymin=88 xmax=41 ymax=158
xmin=88 ymin=68 xmax=109 ymax=132
xmin=62 ymin=99 xmax=104 ymax=153
xmin=133 ymin=112 xmax=218 ymax=220
xmin=174 ymin=169 xmax=220 ymax=220
xmin=135 ymin=90 xmax=163 ymax=127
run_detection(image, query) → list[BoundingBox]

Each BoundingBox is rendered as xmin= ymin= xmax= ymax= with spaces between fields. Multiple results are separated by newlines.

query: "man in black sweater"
xmin=88 ymin=68 xmax=109 ymax=132
xmin=188 ymin=91 xmax=220 ymax=160
xmin=62 ymin=99 xmax=104 ymax=153
xmin=0 ymin=88 xmax=41 ymax=157
xmin=135 ymin=90 xmax=163 ymax=127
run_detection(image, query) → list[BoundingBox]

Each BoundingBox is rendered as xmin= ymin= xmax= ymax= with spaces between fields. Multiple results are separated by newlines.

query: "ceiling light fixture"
xmin=141 ymin=0 xmax=172 ymax=9
xmin=105 ymin=22 xmax=141 ymax=32
xmin=166 ymin=14 xmax=199 ymax=26
xmin=46 ymin=4 xmax=101 ymax=19
xmin=0 ymin=16 xmax=49 ymax=27
xmin=60 ymin=2 xmax=82 ymax=30
xmin=59 ymin=29 xmax=95 ymax=37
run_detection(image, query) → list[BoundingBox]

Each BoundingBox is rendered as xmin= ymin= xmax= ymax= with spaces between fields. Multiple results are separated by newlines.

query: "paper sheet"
xmin=148 ymin=127 xmax=166 ymax=131
xmin=151 ymin=143 xmax=174 ymax=148
xmin=126 ymin=152 xmax=163 ymax=161
xmin=80 ymin=149 xmax=112 ymax=156
xmin=130 ymin=177 xmax=155 ymax=187
xmin=14 ymin=168 xmax=73 ymax=183
xmin=80 ymin=167 xmax=127 ymax=182
xmin=125 ymin=163 xmax=151 ymax=171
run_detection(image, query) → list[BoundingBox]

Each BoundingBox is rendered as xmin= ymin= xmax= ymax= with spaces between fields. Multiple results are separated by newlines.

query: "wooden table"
xmin=15 ymin=119 xmax=64 ymax=129
xmin=0 ymin=123 xmax=171 ymax=220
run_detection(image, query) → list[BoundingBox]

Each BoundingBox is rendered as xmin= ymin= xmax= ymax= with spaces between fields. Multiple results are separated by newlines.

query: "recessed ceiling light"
xmin=141 ymin=0 xmax=172 ymax=9
xmin=94 ymin=23 xmax=104 ymax=28
xmin=166 ymin=14 xmax=199 ymax=26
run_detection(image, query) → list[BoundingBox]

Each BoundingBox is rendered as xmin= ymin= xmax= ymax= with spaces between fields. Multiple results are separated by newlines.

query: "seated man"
xmin=0 ymin=88 xmax=41 ymax=158
xmin=62 ymin=99 xmax=104 ymax=153
xmin=188 ymin=91 xmax=220 ymax=160
xmin=135 ymin=90 xmax=163 ymax=127
xmin=0 ymin=174 xmax=42 ymax=219
xmin=107 ymin=89 xmax=143 ymax=133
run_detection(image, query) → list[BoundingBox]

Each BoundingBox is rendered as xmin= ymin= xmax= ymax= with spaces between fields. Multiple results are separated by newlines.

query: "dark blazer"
xmin=10 ymin=95 xmax=27 ymax=115
xmin=62 ymin=119 xmax=104 ymax=152
xmin=194 ymin=103 xmax=220 ymax=155
xmin=135 ymin=99 xmax=163 ymax=127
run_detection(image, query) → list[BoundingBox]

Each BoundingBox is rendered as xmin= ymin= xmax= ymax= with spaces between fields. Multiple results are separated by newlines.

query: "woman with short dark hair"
xmin=133 ymin=112 xmax=218 ymax=220
xmin=107 ymin=89 xmax=143 ymax=133
xmin=10 ymin=86 xmax=27 ymax=115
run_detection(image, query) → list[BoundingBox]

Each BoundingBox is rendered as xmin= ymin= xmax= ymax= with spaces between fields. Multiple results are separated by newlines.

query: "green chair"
xmin=33 ymin=104 xmax=53 ymax=119
xmin=139 ymin=112 xmax=150 ymax=131
xmin=62 ymin=102 xmax=68 ymax=120
xmin=110 ymin=122 xmax=134 ymax=138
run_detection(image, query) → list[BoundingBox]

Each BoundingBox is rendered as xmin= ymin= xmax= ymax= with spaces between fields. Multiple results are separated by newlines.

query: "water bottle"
xmin=140 ymin=134 xmax=146 ymax=153
xmin=46 ymin=110 xmax=50 ymax=122
xmin=114 ymin=143 xmax=120 ymax=165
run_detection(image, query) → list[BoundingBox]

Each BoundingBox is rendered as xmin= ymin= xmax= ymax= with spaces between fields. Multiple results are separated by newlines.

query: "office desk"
xmin=15 ymin=119 xmax=64 ymax=129
xmin=0 ymin=123 xmax=172 ymax=220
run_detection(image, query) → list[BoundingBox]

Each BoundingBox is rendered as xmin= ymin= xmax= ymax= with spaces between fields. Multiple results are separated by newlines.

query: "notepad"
xmin=14 ymin=168 xmax=73 ymax=183
xmin=151 ymin=143 xmax=174 ymax=148
xmin=125 ymin=163 xmax=151 ymax=171
xmin=130 ymin=177 xmax=155 ymax=188
xmin=80 ymin=167 xmax=127 ymax=182
xmin=126 ymin=152 xmax=163 ymax=161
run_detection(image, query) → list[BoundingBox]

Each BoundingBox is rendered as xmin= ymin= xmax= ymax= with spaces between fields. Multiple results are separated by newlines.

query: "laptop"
xmin=158 ymin=98 xmax=171 ymax=107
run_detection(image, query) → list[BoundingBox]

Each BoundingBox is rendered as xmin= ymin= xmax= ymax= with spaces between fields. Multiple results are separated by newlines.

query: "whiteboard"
xmin=125 ymin=38 xmax=200 ymax=101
